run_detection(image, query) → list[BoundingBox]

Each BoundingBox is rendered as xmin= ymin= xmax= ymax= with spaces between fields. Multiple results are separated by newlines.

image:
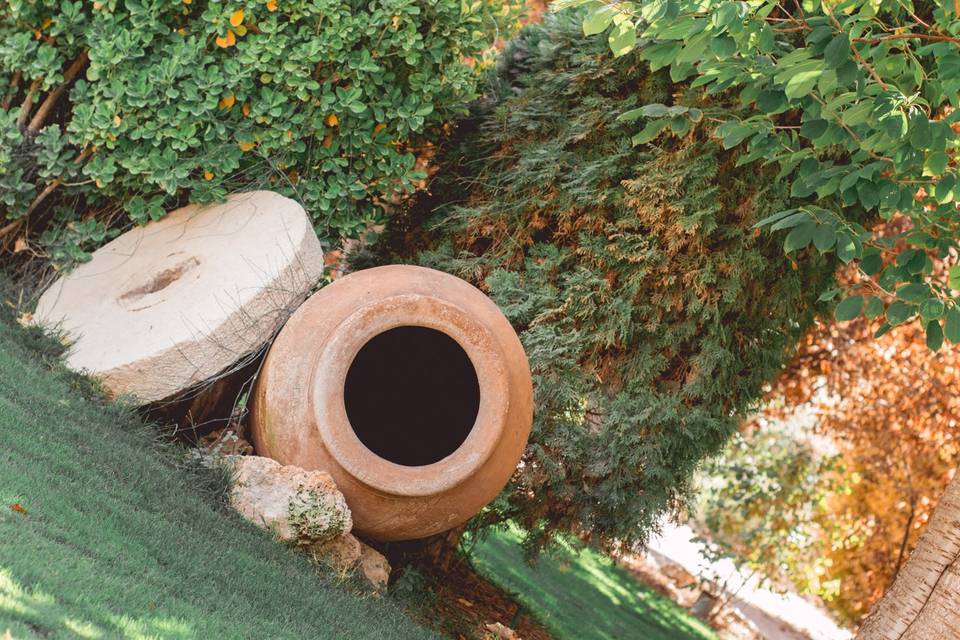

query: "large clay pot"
xmin=251 ymin=265 xmax=533 ymax=541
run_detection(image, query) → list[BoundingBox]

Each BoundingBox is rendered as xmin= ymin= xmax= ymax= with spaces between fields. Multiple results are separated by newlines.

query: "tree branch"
xmin=2 ymin=71 xmax=22 ymax=111
xmin=27 ymin=52 xmax=89 ymax=133
xmin=22 ymin=145 xmax=94 ymax=220
xmin=15 ymin=78 xmax=41 ymax=129
xmin=0 ymin=218 xmax=24 ymax=252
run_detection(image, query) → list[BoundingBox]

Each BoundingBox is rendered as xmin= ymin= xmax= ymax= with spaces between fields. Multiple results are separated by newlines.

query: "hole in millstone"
xmin=119 ymin=255 xmax=200 ymax=302
xmin=344 ymin=326 xmax=481 ymax=467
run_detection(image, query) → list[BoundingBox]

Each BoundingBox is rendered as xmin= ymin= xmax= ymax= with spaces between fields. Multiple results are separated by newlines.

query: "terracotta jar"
xmin=251 ymin=265 xmax=533 ymax=541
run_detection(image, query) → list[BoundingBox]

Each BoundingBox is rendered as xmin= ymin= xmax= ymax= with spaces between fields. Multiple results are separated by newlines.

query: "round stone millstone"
xmin=35 ymin=191 xmax=324 ymax=403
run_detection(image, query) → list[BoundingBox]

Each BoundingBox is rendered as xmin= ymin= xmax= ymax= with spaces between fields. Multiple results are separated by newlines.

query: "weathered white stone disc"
xmin=35 ymin=191 xmax=324 ymax=403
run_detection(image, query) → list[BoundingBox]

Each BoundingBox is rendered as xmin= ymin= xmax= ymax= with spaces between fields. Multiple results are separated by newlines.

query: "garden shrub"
xmin=0 ymin=0 xmax=510 ymax=266
xmin=375 ymin=12 xmax=841 ymax=549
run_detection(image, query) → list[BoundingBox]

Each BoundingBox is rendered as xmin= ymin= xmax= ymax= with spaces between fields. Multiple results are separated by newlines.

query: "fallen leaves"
xmin=10 ymin=503 xmax=26 ymax=514
xmin=229 ymin=9 xmax=245 ymax=26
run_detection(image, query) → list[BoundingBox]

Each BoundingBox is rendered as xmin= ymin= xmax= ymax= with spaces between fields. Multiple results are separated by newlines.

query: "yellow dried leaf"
xmin=215 ymin=34 xmax=230 ymax=48
xmin=113 ymin=114 xmax=121 ymax=127
xmin=322 ymin=134 xmax=333 ymax=148
xmin=373 ymin=123 xmax=386 ymax=136
xmin=13 ymin=238 xmax=28 ymax=253
xmin=266 ymin=0 xmax=277 ymax=10
xmin=239 ymin=141 xmax=256 ymax=152
xmin=242 ymin=102 xmax=250 ymax=117
xmin=183 ymin=0 xmax=192 ymax=4
xmin=219 ymin=94 xmax=236 ymax=109
xmin=204 ymin=171 xmax=215 ymax=181
xmin=326 ymin=113 xmax=338 ymax=127
xmin=230 ymin=9 xmax=244 ymax=26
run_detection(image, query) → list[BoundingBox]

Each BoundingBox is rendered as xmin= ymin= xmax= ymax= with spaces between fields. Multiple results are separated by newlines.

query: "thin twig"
xmin=891 ymin=491 xmax=917 ymax=585
xmin=854 ymin=33 xmax=960 ymax=46
xmin=821 ymin=3 xmax=890 ymax=91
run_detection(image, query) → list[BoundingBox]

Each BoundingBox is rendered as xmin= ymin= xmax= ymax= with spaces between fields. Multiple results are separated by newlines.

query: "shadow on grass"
xmin=468 ymin=526 xmax=717 ymax=640
xmin=1 ymin=568 xmax=194 ymax=639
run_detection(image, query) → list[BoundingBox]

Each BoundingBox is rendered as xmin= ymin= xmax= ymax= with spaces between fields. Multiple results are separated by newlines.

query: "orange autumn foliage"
xmin=756 ymin=220 xmax=960 ymax=625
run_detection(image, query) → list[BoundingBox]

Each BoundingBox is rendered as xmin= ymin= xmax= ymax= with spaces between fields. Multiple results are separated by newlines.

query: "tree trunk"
xmin=857 ymin=470 xmax=960 ymax=639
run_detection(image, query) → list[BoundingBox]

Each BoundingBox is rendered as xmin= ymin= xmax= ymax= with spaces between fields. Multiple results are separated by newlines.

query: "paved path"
xmin=647 ymin=523 xmax=852 ymax=640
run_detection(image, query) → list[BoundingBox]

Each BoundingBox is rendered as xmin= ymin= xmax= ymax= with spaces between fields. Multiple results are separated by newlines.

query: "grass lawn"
xmin=467 ymin=526 xmax=718 ymax=640
xmin=0 ymin=313 xmax=438 ymax=639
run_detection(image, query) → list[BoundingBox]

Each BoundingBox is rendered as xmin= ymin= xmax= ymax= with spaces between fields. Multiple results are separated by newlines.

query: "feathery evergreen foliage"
xmin=379 ymin=13 xmax=839 ymax=548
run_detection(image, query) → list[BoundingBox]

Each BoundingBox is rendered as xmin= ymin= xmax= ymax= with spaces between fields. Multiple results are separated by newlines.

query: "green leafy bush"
xmin=0 ymin=0 xmax=506 ymax=266
xmin=375 ymin=13 xmax=839 ymax=548
xmin=558 ymin=0 xmax=960 ymax=347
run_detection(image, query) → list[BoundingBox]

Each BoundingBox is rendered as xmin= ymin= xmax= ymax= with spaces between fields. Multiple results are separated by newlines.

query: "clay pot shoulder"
xmin=251 ymin=265 xmax=533 ymax=541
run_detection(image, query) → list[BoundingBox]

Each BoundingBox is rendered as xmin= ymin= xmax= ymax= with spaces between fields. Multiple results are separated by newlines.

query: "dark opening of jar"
xmin=344 ymin=326 xmax=481 ymax=467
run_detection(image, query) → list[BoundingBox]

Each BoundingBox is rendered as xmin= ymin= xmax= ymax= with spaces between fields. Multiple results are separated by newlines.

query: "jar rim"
xmin=310 ymin=293 xmax=510 ymax=497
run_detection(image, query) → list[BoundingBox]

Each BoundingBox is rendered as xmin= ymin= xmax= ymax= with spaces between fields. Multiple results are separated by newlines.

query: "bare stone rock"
xmin=227 ymin=456 xmax=351 ymax=545
xmin=484 ymin=622 xmax=522 ymax=640
xmin=357 ymin=542 xmax=391 ymax=591
xmin=35 ymin=191 xmax=324 ymax=404
xmin=307 ymin=533 xmax=363 ymax=576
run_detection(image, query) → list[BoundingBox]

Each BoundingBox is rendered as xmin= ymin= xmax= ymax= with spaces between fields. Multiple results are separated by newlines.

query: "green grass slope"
xmin=468 ymin=526 xmax=717 ymax=640
xmin=0 ymin=317 xmax=438 ymax=640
